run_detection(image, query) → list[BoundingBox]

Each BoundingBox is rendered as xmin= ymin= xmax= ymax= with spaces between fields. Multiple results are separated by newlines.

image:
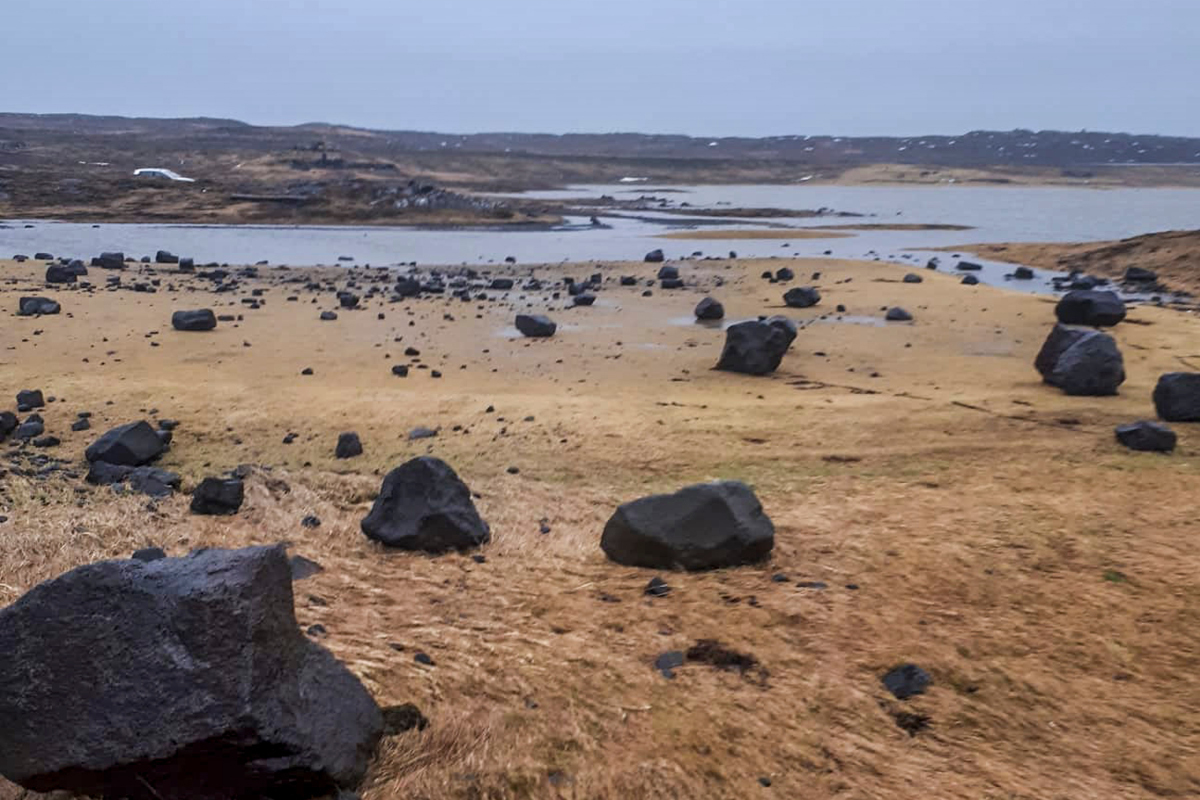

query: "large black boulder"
xmin=0 ymin=412 xmax=16 ymax=439
xmin=1115 ymin=421 xmax=1177 ymax=453
xmin=18 ymin=296 xmax=60 ymax=316
xmin=172 ymin=309 xmax=218 ymax=331
xmin=1124 ymin=266 xmax=1157 ymax=283
xmin=644 ymin=249 xmax=665 ymax=263
xmin=694 ymin=297 xmax=725 ymax=320
xmin=1034 ymin=324 xmax=1125 ymax=396
xmin=155 ymin=250 xmax=180 ymax=264
xmin=191 ymin=477 xmax=245 ymax=515
xmin=361 ymin=456 xmax=490 ymax=552
xmin=515 ymin=314 xmax=556 ymax=337
xmin=0 ymin=546 xmax=382 ymax=799
xmin=715 ymin=320 xmax=795 ymax=376
xmin=657 ymin=265 xmax=679 ymax=280
xmin=783 ymin=286 xmax=821 ymax=308
xmin=45 ymin=264 xmax=77 ymax=284
xmin=1055 ymin=290 xmax=1126 ymax=327
xmin=1153 ymin=372 xmax=1200 ymax=421
xmin=85 ymin=421 xmax=165 ymax=466
xmin=600 ymin=481 xmax=774 ymax=571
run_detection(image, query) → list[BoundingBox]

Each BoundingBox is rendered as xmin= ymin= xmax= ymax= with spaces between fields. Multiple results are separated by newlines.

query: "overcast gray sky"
xmin=4 ymin=0 xmax=1198 ymax=137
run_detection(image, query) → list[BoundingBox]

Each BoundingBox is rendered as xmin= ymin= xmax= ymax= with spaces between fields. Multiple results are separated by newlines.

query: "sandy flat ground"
xmin=2 ymin=254 xmax=1200 ymax=799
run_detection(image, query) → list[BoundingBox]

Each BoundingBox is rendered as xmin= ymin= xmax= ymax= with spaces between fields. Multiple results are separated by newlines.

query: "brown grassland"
xmin=1 ymin=253 xmax=1199 ymax=799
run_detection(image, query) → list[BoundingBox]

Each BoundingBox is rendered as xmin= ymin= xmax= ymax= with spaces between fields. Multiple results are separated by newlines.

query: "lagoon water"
xmin=4 ymin=186 xmax=1198 ymax=294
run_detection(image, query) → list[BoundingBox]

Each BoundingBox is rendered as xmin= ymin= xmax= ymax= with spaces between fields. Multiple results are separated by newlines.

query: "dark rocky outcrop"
xmin=1124 ymin=266 xmax=1157 ymax=283
xmin=656 ymin=265 xmax=679 ymax=280
xmin=190 ymin=477 xmax=245 ymax=515
xmin=1055 ymin=290 xmax=1126 ymax=327
xmin=1153 ymin=373 xmax=1200 ymax=421
xmin=155 ymin=250 xmax=180 ymax=264
xmin=644 ymin=249 xmax=665 ymax=263
xmin=1034 ymin=324 xmax=1125 ymax=396
xmin=85 ymin=421 xmax=165 ymax=466
xmin=360 ymin=457 xmax=490 ymax=552
xmin=694 ymin=297 xmax=725 ymax=320
xmin=715 ymin=320 xmax=795 ymax=376
xmin=0 ymin=546 xmax=382 ymax=799
xmin=515 ymin=314 xmax=556 ymax=337
xmin=783 ymin=286 xmax=821 ymax=308
xmin=171 ymin=309 xmax=218 ymax=332
xmin=44 ymin=265 xmax=77 ymax=284
xmin=600 ymin=481 xmax=774 ymax=571
xmin=1115 ymin=421 xmax=1177 ymax=453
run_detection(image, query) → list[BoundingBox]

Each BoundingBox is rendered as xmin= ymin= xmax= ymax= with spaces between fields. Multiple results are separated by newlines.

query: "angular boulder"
xmin=155 ymin=250 xmax=180 ymax=264
xmin=85 ymin=421 xmax=165 ymax=466
xmin=783 ymin=286 xmax=821 ymax=308
xmin=361 ymin=456 xmax=490 ymax=552
xmin=1115 ymin=421 xmax=1177 ymax=453
xmin=0 ymin=546 xmax=382 ymax=799
xmin=715 ymin=320 xmax=795 ymax=376
xmin=16 ymin=389 xmax=44 ymax=409
xmin=1153 ymin=372 xmax=1200 ymax=422
xmin=644 ymin=249 xmax=665 ymax=263
xmin=1035 ymin=324 xmax=1125 ymax=396
xmin=515 ymin=314 xmax=556 ymax=338
xmin=191 ymin=477 xmax=245 ymax=515
xmin=695 ymin=297 xmax=725 ymax=320
xmin=656 ymin=265 xmax=679 ymax=280
xmin=600 ymin=481 xmax=774 ymax=571
xmin=172 ymin=309 xmax=218 ymax=332
xmin=1055 ymin=290 xmax=1126 ymax=327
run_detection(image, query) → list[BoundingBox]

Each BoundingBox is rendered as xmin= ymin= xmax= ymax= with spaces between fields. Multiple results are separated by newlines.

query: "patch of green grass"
xmin=1102 ymin=569 xmax=1128 ymax=584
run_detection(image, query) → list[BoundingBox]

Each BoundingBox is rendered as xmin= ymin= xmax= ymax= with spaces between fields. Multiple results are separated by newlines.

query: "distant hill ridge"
xmin=2 ymin=112 xmax=1200 ymax=168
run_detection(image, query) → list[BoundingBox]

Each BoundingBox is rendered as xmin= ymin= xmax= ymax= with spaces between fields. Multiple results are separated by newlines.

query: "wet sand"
xmin=3 ymin=254 xmax=1200 ymax=798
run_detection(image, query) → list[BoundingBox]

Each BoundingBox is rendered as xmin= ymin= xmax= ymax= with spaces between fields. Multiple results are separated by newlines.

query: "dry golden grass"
xmin=2 ymin=254 xmax=1200 ymax=799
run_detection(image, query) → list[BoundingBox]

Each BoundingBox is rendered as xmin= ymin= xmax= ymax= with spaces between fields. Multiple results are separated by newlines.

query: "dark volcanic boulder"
xmin=656 ymin=265 xmax=679 ymax=280
xmin=715 ymin=320 xmax=794 ymax=376
xmin=0 ymin=412 xmax=16 ymax=439
xmin=1035 ymin=324 xmax=1124 ymax=396
xmin=1153 ymin=372 xmax=1200 ymax=421
xmin=885 ymin=307 xmax=913 ymax=322
xmin=171 ymin=309 xmax=218 ymax=332
xmin=515 ymin=314 xmax=556 ymax=337
xmin=573 ymin=293 xmax=597 ymax=306
xmin=45 ymin=264 xmax=77 ymax=284
xmin=660 ymin=278 xmax=684 ymax=290
xmin=94 ymin=251 xmax=125 ymax=270
xmin=336 ymin=431 xmax=363 ymax=459
xmin=600 ymin=481 xmax=774 ymax=570
xmin=1115 ymin=421 xmax=1177 ymax=453
xmin=961 ymin=274 xmax=980 ymax=285
xmin=320 ymin=311 xmax=338 ymax=321
xmin=0 ymin=545 xmax=382 ymax=799
xmin=694 ymin=297 xmax=725 ymax=320
xmin=18 ymin=296 xmax=60 ymax=316
xmin=1055 ymin=290 xmax=1126 ymax=327
xmin=155 ymin=250 xmax=180 ymax=264
xmin=87 ymin=462 xmax=182 ymax=497
xmin=644 ymin=249 xmax=665 ymax=263
xmin=16 ymin=389 xmax=44 ymax=409
xmin=361 ymin=456 xmax=490 ymax=552
xmin=783 ymin=286 xmax=821 ymax=308
xmin=902 ymin=273 xmax=923 ymax=283
xmin=957 ymin=261 xmax=982 ymax=271
xmin=489 ymin=278 xmax=514 ymax=290
xmin=1013 ymin=266 xmax=1035 ymax=280
xmin=85 ymin=421 xmax=165 ymax=466
xmin=190 ymin=477 xmax=245 ymax=515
